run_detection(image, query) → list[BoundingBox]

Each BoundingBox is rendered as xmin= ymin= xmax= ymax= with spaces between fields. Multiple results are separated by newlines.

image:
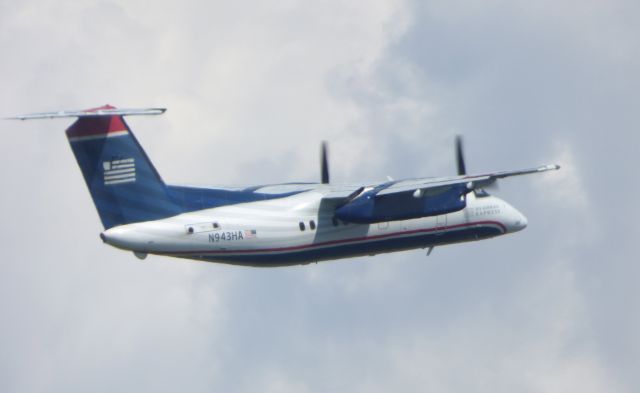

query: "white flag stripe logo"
xmin=105 ymin=172 xmax=136 ymax=181
xmin=104 ymin=167 xmax=135 ymax=176
xmin=111 ymin=163 xmax=134 ymax=169
xmin=105 ymin=177 xmax=137 ymax=185
xmin=111 ymin=158 xmax=134 ymax=165
xmin=103 ymin=158 xmax=136 ymax=185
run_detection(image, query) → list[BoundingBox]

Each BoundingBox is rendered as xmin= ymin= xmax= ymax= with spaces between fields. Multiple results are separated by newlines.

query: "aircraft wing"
xmin=376 ymin=164 xmax=560 ymax=196
xmin=324 ymin=164 xmax=560 ymax=223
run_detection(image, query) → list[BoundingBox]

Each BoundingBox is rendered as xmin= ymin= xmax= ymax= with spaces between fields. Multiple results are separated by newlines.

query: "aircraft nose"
xmin=509 ymin=207 xmax=528 ymax=233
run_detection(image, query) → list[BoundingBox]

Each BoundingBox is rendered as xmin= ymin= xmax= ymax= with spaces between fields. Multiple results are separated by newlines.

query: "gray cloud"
xmin=1 ymin=0 xmax=638 ymax=392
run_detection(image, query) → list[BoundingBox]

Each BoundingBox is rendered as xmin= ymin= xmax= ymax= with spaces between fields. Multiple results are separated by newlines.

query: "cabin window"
xmin=309 ymin=220 xmax=316 ymax=230
xmin=187 ymin=227 xmax=194 ymax=234
xmin=213 ymin=222 xmax=220 ymax=229
xmin=299 ymin=221 xmax=306 ymax=231
xmin=332 ymin=217 xmax=339 ymax=226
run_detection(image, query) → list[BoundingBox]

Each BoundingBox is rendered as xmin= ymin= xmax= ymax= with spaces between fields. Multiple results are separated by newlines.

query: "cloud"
xmin=1 ymin=0 xmax=638 ymax=392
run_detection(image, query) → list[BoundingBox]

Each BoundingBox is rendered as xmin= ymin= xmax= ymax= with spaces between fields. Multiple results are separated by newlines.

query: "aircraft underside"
xmin=158 ymin=222 xmax=505 ymax=267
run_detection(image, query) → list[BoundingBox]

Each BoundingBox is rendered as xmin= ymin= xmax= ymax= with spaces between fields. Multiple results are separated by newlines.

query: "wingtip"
xmin=539 ymin=164 xmax=561 ymax=171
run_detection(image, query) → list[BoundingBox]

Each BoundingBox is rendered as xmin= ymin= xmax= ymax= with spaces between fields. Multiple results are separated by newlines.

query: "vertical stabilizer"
xmin=65 ymin=105 xmax=181 ymax=228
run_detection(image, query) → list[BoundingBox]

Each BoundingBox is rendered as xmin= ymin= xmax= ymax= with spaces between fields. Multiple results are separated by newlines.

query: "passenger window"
xmin=299 ymin=222 xmax=306 ymax=231
xmin=309 ymin=220 xmax=316 ymax=230
xmin=332 ymin=217 xmax=339 ymax=226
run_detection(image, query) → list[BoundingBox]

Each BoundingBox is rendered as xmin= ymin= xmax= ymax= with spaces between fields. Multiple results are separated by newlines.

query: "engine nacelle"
xmin=334 ymin=183 xmax=469 ymax=224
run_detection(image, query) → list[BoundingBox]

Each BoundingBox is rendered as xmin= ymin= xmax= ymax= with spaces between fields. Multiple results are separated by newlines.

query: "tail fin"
xmin=16 ymin=105 xmax=182 ymax=229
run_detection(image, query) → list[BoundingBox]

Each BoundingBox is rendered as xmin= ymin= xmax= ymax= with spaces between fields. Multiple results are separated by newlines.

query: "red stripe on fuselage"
xmin=159 ymin=220 xmax=507 ymax=256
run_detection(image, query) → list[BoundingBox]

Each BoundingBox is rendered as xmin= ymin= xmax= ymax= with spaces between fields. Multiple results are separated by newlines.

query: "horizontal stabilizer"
xmin=8 ymin=105 xmax=165 ymax=120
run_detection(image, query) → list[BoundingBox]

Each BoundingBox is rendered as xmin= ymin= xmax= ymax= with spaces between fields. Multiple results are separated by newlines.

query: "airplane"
xmin=11 ymin=105 xmax=560 ymax=267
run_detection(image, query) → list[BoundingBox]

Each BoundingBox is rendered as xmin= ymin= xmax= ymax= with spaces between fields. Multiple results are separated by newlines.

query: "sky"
xmin=1 ymin=0 xmax=638 ymax=392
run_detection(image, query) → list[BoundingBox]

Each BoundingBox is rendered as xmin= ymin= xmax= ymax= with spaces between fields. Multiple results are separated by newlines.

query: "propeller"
xmin=321 ymin=141 xmax=329 ymax=184
xmin=455 ymin=135 xmax=497 ymax=192
xmin=455 ymin=135 xmax=466 ymax=176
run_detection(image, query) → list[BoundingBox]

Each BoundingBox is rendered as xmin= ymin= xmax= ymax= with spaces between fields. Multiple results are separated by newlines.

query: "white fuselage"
xmin=101 ymin=189 xmax=527 ymax=267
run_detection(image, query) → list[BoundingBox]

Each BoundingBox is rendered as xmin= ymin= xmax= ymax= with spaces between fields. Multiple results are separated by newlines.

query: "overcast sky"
xmin=1 ymin=0 xmax=638 ymax=392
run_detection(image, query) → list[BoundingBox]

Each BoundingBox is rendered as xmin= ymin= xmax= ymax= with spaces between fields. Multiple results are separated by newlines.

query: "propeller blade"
xmin=321 ymin=141 xmax=330 ymax=184
xmin=455 ymin=135 xmax=466 ymax=176
xmin=456 ymin=135 xmax=496 ymax=194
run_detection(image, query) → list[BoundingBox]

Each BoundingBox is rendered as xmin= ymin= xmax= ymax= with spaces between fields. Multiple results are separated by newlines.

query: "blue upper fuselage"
xmin=165 ymin=184 xmax=310 ymax=212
